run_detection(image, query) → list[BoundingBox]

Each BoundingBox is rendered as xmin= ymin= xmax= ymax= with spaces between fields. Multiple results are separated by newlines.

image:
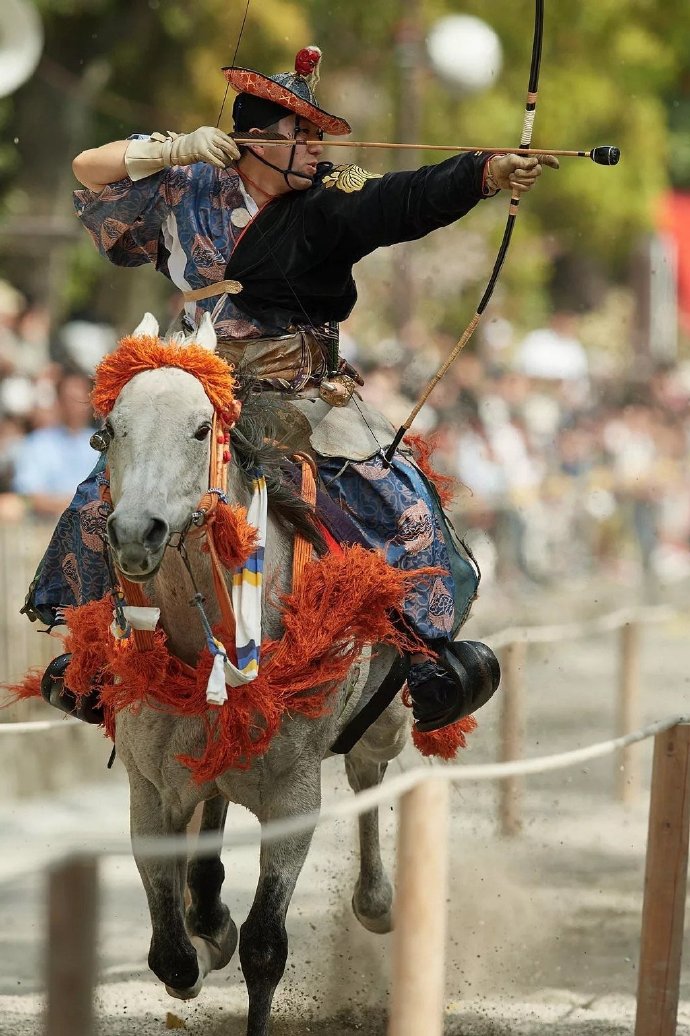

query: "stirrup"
xmin=412 ymin=640 xmax=500 ymax=733
xmin=40 ymin=653 xmax=104 ymax=725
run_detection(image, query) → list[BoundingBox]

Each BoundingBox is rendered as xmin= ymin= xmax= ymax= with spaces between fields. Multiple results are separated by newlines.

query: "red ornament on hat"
xmin=295 ymin=46 xmax=321 ymax=75
xmin=295 ymin=45 xmax=322 ymax=89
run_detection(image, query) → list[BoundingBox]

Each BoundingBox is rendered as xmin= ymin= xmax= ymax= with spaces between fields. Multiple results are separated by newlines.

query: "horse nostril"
xmin=106 ymin=514 xmax=120 ymax=549
xmin=143 ymin=517 xmax=169 ymax=552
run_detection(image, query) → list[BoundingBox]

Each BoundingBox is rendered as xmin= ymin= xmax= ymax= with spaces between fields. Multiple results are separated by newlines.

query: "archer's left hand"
xmin=488 ymin=153 xmax=560 ymax=193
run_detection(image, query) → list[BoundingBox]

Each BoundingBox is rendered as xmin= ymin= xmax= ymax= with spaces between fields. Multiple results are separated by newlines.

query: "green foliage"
xmin=2 ymin=0 xmax=690 ymax=328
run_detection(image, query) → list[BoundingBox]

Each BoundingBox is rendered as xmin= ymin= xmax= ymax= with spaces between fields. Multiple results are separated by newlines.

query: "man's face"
xmin=269 ymin=115 xmax=324 ymax=191
xmin=58 ymin=374 xmax=93 ymax=431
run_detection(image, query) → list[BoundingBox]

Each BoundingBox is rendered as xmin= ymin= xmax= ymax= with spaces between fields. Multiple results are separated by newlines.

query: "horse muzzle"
xmin=107 ymin=511 xmax=170 ymax=580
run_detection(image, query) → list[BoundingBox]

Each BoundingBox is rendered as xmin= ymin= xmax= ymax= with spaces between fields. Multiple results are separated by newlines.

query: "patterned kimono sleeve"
xmin=73 ymin=172 xmax=171 ymax=269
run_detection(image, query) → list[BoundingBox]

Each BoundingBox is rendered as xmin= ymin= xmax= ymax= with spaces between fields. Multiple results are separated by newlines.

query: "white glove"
xmin=124 ymin=127 xmax=240 ymax=182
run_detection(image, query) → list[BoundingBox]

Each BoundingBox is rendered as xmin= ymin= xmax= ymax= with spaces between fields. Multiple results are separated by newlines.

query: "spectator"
xmin=11 ymin=371 xmax=96 ymax=517
xmin=0 ymin=279 xmax=25 ymax=378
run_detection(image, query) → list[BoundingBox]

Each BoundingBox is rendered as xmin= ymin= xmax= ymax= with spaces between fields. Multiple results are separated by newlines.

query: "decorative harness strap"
xmin=195 ymin=409 xmax=236 ymax=644
xmin=290 ymin=451 xmax=318 ymax=587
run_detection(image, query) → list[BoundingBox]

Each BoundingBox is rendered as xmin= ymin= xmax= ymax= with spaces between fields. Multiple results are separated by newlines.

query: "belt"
xmin=216 ymin=330 xmax=327 ymax=391
xmin=182 ymin=279 xmax=243 ymax=302
xmin=177 ymin=283 xmax=358 ymax=394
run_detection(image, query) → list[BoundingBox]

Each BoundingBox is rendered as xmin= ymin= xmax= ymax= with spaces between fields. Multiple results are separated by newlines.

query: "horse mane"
xmin=232 ymin=375 xmax=326 ymax=554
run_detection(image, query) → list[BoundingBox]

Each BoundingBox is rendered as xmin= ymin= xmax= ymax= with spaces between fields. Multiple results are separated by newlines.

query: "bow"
xmin=384 ymin=0 xmax=546 ymax=462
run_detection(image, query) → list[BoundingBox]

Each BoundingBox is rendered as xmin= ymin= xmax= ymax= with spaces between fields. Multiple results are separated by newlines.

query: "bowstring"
xmin=216 ymin=0 xmax=251 ymax=128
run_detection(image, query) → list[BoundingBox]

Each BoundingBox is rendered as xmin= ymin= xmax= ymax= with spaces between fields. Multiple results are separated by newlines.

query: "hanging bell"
xmin=90 ymin=427 xmax=111 ymax=452
xmin=318 ymin=373 xmax=355 ymax=407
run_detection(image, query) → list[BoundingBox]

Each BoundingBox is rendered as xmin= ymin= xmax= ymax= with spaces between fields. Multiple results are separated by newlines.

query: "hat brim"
xmin=222 ymin=66 xmax=351 ymax=136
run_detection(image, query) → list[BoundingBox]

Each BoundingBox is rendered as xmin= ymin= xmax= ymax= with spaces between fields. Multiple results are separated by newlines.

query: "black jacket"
xmin=227 ymin=151 xmax=489 ymax=328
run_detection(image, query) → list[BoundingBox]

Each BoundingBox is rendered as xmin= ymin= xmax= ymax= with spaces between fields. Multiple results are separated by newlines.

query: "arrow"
xmin=231 ymin=136 xmax=620 ymax=165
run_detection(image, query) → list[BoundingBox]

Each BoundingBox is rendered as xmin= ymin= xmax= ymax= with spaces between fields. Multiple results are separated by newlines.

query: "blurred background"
xmin=1 ymin=0 xmax=690 ymax=682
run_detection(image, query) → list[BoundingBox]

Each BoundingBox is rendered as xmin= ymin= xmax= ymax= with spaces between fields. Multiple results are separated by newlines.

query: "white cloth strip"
xmin=224 ymin=473 xmax=267 ymax=687
xmin=122 ymin=606 xmax=160 ymax=631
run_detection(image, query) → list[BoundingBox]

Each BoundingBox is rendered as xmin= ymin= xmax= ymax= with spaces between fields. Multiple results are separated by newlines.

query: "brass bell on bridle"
xmin=318 ymin=373 xmax=355 ymax=407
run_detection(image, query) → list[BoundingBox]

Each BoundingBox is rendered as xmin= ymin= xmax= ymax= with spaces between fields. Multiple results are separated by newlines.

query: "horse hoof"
xmin=165 ymin=974 xmax=203 ymax=1001
xmin=186 ymin=913 xmax=238 ymax=972
xmin=351 ymin=893 xmax=394 ymax=935
xmin=214 ymin=917 xmax=239 ymax=969
xmin=191 ymin=932 xmax=236 ymax=976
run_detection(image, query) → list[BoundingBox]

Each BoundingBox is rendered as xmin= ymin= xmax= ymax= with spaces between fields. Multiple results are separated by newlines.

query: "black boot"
xmin=40 ymin=653 xmax=104 ymax=725
xmin=407 ymin=640 xmax=500 ymax=733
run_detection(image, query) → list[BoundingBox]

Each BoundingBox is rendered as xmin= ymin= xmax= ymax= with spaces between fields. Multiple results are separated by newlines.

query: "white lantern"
xmin=426 ymin=15 xmax=503 ymax=94
xmin=0 ymin=0 xmax=44 ymax=99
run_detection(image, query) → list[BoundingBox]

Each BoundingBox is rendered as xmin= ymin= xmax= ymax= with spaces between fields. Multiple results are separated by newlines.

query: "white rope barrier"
xmin=46 ymin=713 xmax=687 ymax=863
xmin=486 ymin=604 xmax=677 ymax=651
xmin=4 ymin=603 xmax=680 ymax=734
xmin=0 ymin=717 xmax=80 ymax=733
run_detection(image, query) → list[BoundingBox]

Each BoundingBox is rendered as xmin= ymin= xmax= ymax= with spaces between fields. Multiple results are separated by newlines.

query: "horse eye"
xmin=194 ymin=423 xmax=211 ymax=441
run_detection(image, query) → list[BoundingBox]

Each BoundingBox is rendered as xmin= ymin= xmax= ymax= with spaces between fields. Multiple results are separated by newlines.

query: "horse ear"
xmin=194 ymin=311 xmax=217 ymax=353
xmin=131 ymin=312 xmax=160 ymax=339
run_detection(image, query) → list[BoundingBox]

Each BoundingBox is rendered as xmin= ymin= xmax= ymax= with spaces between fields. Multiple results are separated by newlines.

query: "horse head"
xmin=93 ymin=312 xmax=241 ymax=581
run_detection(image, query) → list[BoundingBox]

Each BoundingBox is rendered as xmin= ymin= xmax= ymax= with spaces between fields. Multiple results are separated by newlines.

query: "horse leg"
xmin=185 ymin=794 xmax=238 ymax=974
xmin=345 ymin=751 xmax=394 ymax=934
xmin=344 ymin=694 xmax=409 ymax=934
xmin=128 ymin=771 xmax=201 ymax=998
xmin=239 ymin=779 xmax=319 ymax=1036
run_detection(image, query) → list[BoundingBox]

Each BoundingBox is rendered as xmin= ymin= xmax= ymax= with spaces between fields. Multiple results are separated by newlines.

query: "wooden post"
xmin=635 ymin=723 xmax=690 ymax=1036
xmin=616 ymin=621 xmax=641 ymax=804
xmin=389 ymin=778 xmax=450 ymax=1036
xmin=45 ymin=855 xmax=99 ymax=1036
xmin=498 ymin=641 xmax=526 ymax=837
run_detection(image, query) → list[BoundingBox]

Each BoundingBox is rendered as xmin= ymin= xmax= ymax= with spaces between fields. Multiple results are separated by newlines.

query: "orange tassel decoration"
xmin=412 ymin=715 xmax=477 ymax=759
xmin=5 ymin=669 xmax=43 ymax=705
xmin=204 ymin=502 xmax=259 ymax=571
xmin=92 ymin=335 xmax=241 ymax=423
xmin=2 ymin=332 xmax=480 ymax=771
xmin=401 ymin=686 xmax=477 ymax=759
xmin=5 ymin=546 xmax=474 ymax=782
xmin=403 ymin=432 xmax=458 ymax=508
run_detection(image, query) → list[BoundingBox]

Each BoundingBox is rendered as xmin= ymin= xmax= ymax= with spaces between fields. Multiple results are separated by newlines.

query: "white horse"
xmin=103 ymin=314 xmax=409 ymax=1036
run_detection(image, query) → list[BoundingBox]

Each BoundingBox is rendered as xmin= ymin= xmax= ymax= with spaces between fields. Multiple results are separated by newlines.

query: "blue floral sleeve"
xmin=73 ymin=169 xmax=172 ymax=270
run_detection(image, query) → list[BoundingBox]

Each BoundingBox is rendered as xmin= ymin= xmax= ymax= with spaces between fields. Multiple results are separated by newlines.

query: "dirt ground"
xmin=1 ymin=576 xmax=689 ymax=1035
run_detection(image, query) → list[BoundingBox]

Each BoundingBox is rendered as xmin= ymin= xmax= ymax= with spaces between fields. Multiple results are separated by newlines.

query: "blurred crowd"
xmin=0 ymin=279 xmax=114 ymax=520
xmin=349 ymin=311 xmax=690 ymax=596
xmin=1 ymin=275 xmax=689 ymax=596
